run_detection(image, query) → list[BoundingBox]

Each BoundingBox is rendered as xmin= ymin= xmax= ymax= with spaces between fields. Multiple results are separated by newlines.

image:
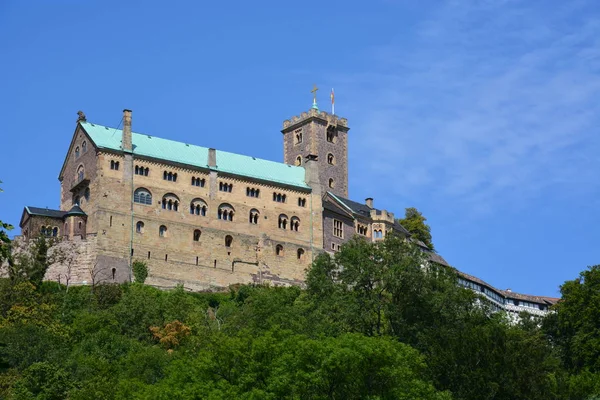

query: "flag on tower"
xmin=330 ymin=88 xmax=335 ymax=115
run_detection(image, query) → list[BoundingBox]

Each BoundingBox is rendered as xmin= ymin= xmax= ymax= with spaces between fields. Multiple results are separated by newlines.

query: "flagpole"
xmin=331 ymin=88 xmax=335 ymax=115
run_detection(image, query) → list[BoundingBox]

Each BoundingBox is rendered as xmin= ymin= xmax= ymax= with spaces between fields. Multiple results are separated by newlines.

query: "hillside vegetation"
xmin=0 ymin=235 xmax=599 ymax=399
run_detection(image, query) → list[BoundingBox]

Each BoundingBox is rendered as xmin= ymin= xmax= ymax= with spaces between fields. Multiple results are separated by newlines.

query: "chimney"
xmin=365 ymin=198 xmax=373 ymax=208
xmin=122 ymin=109 xmax=132 ymax=152
xmin=208 ymin=148 xmax=217 ymax=167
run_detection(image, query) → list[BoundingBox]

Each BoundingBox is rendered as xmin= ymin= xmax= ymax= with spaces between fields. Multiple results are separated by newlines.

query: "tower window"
xmin=249 ymin=209 xmax=260 ymax=224
xmin=225 ymin=235 xmax=233 ymax=247
xmin=159 ymin=225 xmax=167 ymax=237
xmin=133 ymin=188 xmax=152 ymax=205
xmin=294 ymin=129 xmax=303 ymax=144
xmin=246 ymin=187 xmax=260 ymax=198
xmin=295 ymin=156 xmax=302 ymax=166
xmin=136 ymin=221 xmax=144 ymax=234
xmin=110 ymin=160 xmax=120 ymax=170
xmin=278 ymin=214 xmax=288 ymax=230
xmin=276 ymin=244 xmax=284 ymax=256
xmin=328 ymin=178 xmax=335 ymax=188
xmin=327 ymin=153 xmax=335 ymax=165
xmin=333 ymin=219 xmax=343 ymax=238
xmin=193 ymin=229 xmax=201 ymax=241
xmin=298 ymin=197 xmax=306 ymax=207
xmin=219 ymin=182 xmax=233 ymax=192
xmin=326 ymin=126 xmax=337 ymax=143
xmin=297 ymin=248 xmax=305 ymax=260
xmin=191 ymin=176 xmax=206 ymax=187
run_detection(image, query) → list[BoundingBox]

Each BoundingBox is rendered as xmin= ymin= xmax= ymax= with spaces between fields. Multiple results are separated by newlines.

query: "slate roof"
xmin=80 ymin=121 xmax=310 ymax=190
xmin=65 ymin=204 xmax=87 ymax=217
xmin=24 ymin=206 xmax=67 ymax=219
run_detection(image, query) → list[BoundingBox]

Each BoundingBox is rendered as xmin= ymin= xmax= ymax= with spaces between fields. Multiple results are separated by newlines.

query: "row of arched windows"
xmin=278 ymin=215 xmax=300 ymax=231
xmin=164 ymin=171 xmax=177 ymax=182
xmin=357 ymin=224 xmax=368 ymax=236
xmin=135 ymin=165 xmax=149 ymax=176
xmin=273 ymin=192 xmax=287 ymax=203
xmin=246 ymin=187 xmax=260 ymax=198
xmin=219 ymin=182 xmax=233 ymax=192
xmin=373 ymin=229 xmax=383 ymax=239
xmin=110 ymin=160 xmax=120 ymax=170
xmin=192 ymin=176 xmax=205 ymax=187
xmin=40 ymin=226 xmax=59 ymax=237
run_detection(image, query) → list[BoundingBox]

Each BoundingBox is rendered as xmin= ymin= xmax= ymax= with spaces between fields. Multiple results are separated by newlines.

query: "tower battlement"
xmin=282 ymin=109 xmax=348 ymax=131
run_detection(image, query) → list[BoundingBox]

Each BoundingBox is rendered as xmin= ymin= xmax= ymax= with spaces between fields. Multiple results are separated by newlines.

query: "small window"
xmin=276 ymin=244 xmax=284 ymax=256
xmin=77 ymin=165 xmax=85 ymax=182
xmin=52 ymin=227 xmax=58 ymax=237
xmin=298 ymin=197 xmax=306 ymax=207
xmin=219 ymin=182 xmax=233 ymax=192
xmin=249 ymin=209 xmax=260 ymax=224
xmin=112 ymin=268 xmax=116 ymax=280
xmin=278 ymin=214 xmax=288 ymax=230
xmin=110 ymin=160 xmax=120 ymax=170
xmin=328 ymin=178 xmax=335 ymax=189
xmin=273 ymin=192 xmax=286 ymax=203
xmin=327 ymin=153 xmax=335 ymax=165
xmin=295 ymin=156 xmax=302 ymax=166
xmin=326 ymin=126 xmax=337 ymax=143
xmin=246 ymin=187 xmax=260 ymax=198
xmin=75 ymin=146 xmax=80 ymax=158
xmin=159 ymin=225 xmax=167 ymax=237
xmin=78 ymin=221 xmax=82 ymax=230
xmin=191 ymin=177 xmax=206 ymax=187
xmin=294 ymin=129 xmax=303 ymax=144
xmin=163 ymin=171 xmax=177 ymax=182
xmin=84 ymin=187 xmax=90 ymax=201
xmin=297 ymin=248 xmax=305 ymax=260
xmin=333 ymin=219 xmax=343 ymax=238
xmin=193 ymin=229 xmax=201 ymax=241
xmin=225 ymin=235 xmax=233 ymax=247
xmin=82 ymin=141 xmax=87 ymax=153
xmin=136 ymin=221 xmax=144 ymax=234
xmin=134 ymin=188 xmax=152 ymax=205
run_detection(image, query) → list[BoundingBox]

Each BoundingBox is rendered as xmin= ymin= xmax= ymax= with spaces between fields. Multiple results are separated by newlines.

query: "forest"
xmin=0 ymin=230 xmax=599 ymax=398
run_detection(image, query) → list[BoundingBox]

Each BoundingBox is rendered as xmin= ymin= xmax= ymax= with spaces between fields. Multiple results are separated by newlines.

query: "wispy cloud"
xmin=341 ymin=0 xmax=600 ymax=215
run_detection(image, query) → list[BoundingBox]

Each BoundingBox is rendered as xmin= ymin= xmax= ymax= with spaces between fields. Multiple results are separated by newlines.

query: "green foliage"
xmin=397 ymin=206 xmax=435 ymax=251
xmin=132 ymin=260 xmax=148 ymax=284
xmin=0 ymin=237 xmax=596 ymax=399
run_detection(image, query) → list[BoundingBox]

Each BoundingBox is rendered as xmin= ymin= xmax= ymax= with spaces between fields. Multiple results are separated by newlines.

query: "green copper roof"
xmin=80 ymin=121 xmax=310 ymax=189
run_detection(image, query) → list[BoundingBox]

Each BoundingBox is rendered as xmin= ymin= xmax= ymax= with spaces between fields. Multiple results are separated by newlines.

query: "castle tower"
xmin=282 ymin=99 xmax=350 ymax=198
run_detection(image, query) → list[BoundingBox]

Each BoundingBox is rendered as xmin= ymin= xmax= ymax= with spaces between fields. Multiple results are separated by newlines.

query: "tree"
xmin=398 ymin=207 xmax=435 ymax=251
xmin=0 ymin=181 xmax=13 ymax=268
xmin=132 ymin=260 xmax=148 ymax=284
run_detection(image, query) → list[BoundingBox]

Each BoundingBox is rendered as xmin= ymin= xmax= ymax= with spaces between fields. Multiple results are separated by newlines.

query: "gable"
xmin=58 ymin=123 xmax=96 ymax=181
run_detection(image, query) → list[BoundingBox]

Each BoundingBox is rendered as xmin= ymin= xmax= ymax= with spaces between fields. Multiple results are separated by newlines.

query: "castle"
xmin=17 ymin=98 xmax=558 ymax=316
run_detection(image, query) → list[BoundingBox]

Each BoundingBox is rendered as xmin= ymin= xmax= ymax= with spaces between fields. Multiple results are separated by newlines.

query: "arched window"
xmin=218 ymin=203 xmax=235 ymax=222
xmin=297 ymin=248 xmax=305 ymax=260
xmin=135 ymin=165 xmax=149 ymax=176
xmin=249 ymin=209 xmax=260 ymax=224
xmin=133 ymin=188 xmax=152 ymax=205
xmin=110 ymin=160 xmax=120 ymax=170
xmin=82 ymin=141 xmax=87 ymax=153
xmin=295 ymin=130 xmax=303 ymax=144
xmin=84 ymin=187 xmax=90 ymax=201
xmin=40 ymin=226 xmax=46 ymax=236
xmin=161 ymin=193 xmax=180 ymax=212
xmin=298 ymin=197 xmax=306 ymax=207
xmin=163 ymin=171 xmax=177 ymax=182
xmin=219 ymin=182 xmax=233 ymax=192
xmin=193 ymin=229 xmax=201 ymax=241
xmin=77 ymin=165 xmax=84 ymax=182
xmin=190 ymin=198 xmax=208 ymax=216
xmin=276 ymin=244 xmax=284 ymax=256
xmin=225 ymin=235 xmax=233 ymax=247
xmin=327 ymin=126 xmax=337 ymax=143
xmin=191 ymin=176 xmax=206 ymax=187
xmin=52 ymin=227 xmax=58 ymax=237
xmin=291 ymin=217 xmax=300 ymax=232
xmin=278 ymin=214 xmax=288 ymax=230
xmin=136 ymin=221 xmax=144 ymax=234
xmin=328 ymin=178 xmax=335 ymax=188
xmin=327 ymin=153 xmax=335 ymax=165
xmin=159 ymin=225 xmax=167 ymax=237
xmin=75 ymin=146 xmax=80 ymax=158
xmin=295 ymin=156 xmax=302 ymax=166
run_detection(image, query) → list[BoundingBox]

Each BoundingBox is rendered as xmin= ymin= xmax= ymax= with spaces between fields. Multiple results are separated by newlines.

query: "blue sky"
xmin=1 ymin=0 xmax=598 ymax=297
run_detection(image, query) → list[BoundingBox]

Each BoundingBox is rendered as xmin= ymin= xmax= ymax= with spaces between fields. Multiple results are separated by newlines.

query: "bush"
xmin=132 ymin=260 xmax=148 ymax=284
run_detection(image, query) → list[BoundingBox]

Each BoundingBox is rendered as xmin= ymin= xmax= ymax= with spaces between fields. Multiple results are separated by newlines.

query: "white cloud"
xmin=340 ymin=0 xmax=600 ymax=216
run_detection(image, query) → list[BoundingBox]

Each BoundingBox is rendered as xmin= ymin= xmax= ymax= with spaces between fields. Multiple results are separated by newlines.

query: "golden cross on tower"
xmin=311 ymin=84 xmax=319 ymax=104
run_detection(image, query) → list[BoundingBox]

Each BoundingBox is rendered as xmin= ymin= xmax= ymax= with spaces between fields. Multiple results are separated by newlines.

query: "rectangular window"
xmin=333 ymin=219 xmax=343 ymax=238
